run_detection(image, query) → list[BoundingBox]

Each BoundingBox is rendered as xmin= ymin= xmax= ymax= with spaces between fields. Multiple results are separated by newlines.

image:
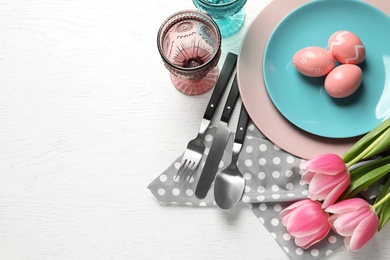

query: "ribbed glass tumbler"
xmin=157 ymin=10 xmax=221 ymax=95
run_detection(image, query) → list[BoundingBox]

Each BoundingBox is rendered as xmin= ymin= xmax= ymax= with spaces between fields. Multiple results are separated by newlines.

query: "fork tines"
xmin=174 ymin=157 xmax=197 ymax=183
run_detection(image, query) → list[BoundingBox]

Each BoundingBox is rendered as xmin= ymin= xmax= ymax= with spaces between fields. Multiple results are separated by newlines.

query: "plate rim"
xmin=237 ymin=0 xmax=390 ymax=159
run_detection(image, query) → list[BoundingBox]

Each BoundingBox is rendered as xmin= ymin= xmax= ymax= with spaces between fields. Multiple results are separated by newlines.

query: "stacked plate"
xmin=237 ymin=0 xmax=390 ymax=159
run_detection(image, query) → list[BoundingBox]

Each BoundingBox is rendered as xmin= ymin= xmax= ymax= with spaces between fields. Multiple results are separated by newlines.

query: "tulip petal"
xmin=294 ymin=222 xmax=331 ymax=249
xmin=308 ymin=171 xmax=349 ymax=206
xmin=300 ymin=153 xmax=346 ymax=175
xmin=344 ymin=236 xmax=352 ymax=251
xmin=280 ymin=200 xmax=312 ymax=227
xmin=328 ymin=214 xmax=337 ymax=227
xmin=308 ymin=173 xmax=341 ymax=200
xmin=308 ymin=173 xmax=335 ymax=192
xmin=326 ymin=198 xmax=367 ymax=214
xmin=321 ymin=173 xmax=350 ymax=208
xmin=301 ymin=171 xmax=316 ymax=184
xmin=281 ymin=199 xmax=310 ymax=213
xmin=287 ymin=206 xmax=329 ymax=237
xmin=280 ymin=211 xmax=292 ymax=227
xmin=331 ymin=207 xmax=365 ymax=228
xmin=332 ymin=208 xmax=369 ymax=236
xmin=347 ymin=212 xmax=378 ymax=251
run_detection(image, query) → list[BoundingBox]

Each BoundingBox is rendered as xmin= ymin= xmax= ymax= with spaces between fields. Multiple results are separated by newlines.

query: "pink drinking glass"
xmin=157 ymin=10 xmax=222 ymax=95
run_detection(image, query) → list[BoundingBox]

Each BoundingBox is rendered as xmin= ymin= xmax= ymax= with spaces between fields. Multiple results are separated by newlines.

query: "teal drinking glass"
xmin=192 ymin=0 xmax=247 ymax=38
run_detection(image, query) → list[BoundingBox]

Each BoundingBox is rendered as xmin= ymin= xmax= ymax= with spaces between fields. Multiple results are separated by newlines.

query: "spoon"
xmin=214 ymin=103 xmax=249 ymax=210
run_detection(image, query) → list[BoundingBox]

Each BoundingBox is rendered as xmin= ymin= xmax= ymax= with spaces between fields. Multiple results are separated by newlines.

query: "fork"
xmin=174 ymin=52 xmax=237 ymax=182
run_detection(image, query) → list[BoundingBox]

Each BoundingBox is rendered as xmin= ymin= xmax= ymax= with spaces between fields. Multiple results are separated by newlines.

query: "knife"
xmin=195 ymin=74 xmax=240 ymax=199
xmin=202 ymin=52 xmax=237 ymax=122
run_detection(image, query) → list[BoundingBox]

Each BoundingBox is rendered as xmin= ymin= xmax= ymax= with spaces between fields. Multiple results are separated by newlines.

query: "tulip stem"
xmin=373 ymin=191 xmax=390 ymax=211
xmin=345 ymin=128 xmax=390 ymax=168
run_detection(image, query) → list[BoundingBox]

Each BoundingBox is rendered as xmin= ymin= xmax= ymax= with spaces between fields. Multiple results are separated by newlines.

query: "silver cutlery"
xmin=195 ymin=74 xmax=240 ymax=199
xmin=175 ymin=52 xmax=237 ymax=182
xmin=214 ymin=103 xmax=249 ymax=210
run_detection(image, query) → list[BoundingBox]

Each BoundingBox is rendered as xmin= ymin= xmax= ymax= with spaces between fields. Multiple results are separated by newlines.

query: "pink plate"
xmin=237 ymin=0 xmax=390 ymax=159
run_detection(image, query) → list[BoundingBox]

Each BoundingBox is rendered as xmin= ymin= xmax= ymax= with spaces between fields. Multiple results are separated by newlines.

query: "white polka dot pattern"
xmin=147 ymin=122 xmax=344 ymax=259
xmin=238 ymin=123 xmax=308 ymax=204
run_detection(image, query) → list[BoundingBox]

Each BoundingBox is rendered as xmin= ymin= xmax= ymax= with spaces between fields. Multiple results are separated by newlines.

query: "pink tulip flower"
xmin=326 ymin=198 xmax=379 ymax=251
xmin=280 ymin=199 xmax=331 ymax=249
xmin=300 ymin=153 xmax=350 ymax=208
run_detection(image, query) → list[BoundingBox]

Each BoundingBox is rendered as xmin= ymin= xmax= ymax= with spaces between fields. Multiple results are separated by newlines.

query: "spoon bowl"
xmin=214 ymin=104 xmax=249 ymax=210
xmin=214 ymin=143 xmax=245 ymax=210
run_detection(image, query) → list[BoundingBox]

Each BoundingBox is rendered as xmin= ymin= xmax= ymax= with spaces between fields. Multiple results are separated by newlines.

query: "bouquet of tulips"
xmin=280 ymin=118 xmax=390 ymax=251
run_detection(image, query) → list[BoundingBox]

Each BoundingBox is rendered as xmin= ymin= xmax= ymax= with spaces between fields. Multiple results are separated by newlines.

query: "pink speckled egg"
xmin=324 ymin=64 xmax=362 ymax=98
xmin=292 ymin=46 xmax=335 ymax=77
xmin=328 ymin=30 xmax=365 ymax=64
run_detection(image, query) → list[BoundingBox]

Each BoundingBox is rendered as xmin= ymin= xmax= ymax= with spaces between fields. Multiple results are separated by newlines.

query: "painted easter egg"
xmin=328 ymin=30 xmax=365 ymax=64
xmin=324 ymin=64 xmax=362 ymax=98
xmin=292 ymin=46 xmax=335 ymax=77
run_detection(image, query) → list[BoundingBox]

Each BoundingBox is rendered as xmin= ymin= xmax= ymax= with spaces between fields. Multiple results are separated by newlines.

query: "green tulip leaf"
xmin=361 ymin=129 xmax=390 ymax=160
xmin=340 ymin=156 xmax=390 ymax=200
xmin=348 ymin=156 xmax=390 ymax=180
xmin=342 ymin=118 xmax=390 ymax=164
xmin=374 ymin=177 xmax=390 ymax=231
xmin=378 ymin=203 xmax=390 ymax=231
xmin=375 ymin=175 xmax=390 ymax=203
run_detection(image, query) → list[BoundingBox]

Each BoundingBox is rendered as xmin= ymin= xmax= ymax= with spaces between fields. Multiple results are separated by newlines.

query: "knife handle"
xmin=221 ymin=74 xmax=239 ymax=123
xmin=203 ymin=52 xmax=237 ymax=121
xmin=234 ymin=104 xmax=249 ymax=145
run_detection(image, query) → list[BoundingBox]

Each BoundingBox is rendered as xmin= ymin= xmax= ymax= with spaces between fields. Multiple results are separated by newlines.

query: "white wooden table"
xmin=1 ymin=0 xmax=389 ymax=259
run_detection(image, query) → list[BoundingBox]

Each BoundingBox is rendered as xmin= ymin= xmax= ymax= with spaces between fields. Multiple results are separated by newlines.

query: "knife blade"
xmin=195 ymin=74 xmax=240 ymax=199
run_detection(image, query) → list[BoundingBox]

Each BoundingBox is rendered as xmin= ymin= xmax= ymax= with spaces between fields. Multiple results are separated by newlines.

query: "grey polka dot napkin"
xmin=148 ymin=125 xmax=225 ymax=206
xmin=147 ymin=121 xmax=344 ymax=260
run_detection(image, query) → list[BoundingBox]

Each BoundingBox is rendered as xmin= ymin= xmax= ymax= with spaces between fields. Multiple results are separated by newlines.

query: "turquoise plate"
xmin=263 ymin=0 xmax=390 ymax=138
